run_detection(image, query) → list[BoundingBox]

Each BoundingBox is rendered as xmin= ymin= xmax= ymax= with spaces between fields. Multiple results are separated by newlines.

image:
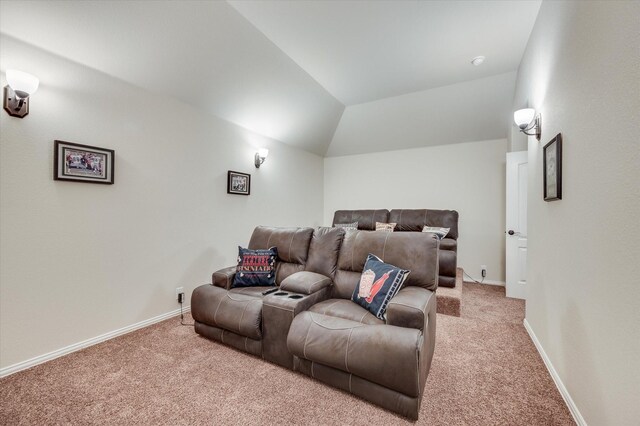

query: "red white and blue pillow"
xmin=232 ymin=246 xmax=278 ymax=288
xmin=351 ymin=254 xmax=410 ymax=319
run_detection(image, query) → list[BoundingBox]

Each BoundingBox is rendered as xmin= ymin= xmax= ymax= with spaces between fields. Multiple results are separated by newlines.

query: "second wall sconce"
xmin=3 ymin=69 xmax=39 ymax=118
xmin=513 ymin=108 xmax=541 ymax=141
xmin=255 ymin=148 xmax=269 ymax=168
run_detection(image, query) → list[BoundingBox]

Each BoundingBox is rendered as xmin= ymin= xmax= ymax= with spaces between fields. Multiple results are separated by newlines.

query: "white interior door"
xmin=506 ymin=151 xmax=528 ymax=299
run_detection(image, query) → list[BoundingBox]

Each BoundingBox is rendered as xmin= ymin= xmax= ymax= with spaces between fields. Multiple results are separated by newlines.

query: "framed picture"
xmin=543 ymin=133 xmax=562 ymax=201
xmin=227 ymin=170 xmax=250 ymax=195
xmin=54 ymin=140 xmax=115 ymax=184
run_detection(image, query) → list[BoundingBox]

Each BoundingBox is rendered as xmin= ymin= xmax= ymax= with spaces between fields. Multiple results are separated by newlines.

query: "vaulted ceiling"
xmin=0 ymin=1 xmax=541 ymax=156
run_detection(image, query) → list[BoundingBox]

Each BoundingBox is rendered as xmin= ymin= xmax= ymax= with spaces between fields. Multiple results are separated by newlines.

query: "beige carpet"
xmin=0 ymin=283 xmax=574 ymax=425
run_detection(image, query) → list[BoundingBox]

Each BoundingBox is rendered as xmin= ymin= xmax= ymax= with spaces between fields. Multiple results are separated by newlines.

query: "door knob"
xmin=508 ymin=230 xmax=515 ymax=235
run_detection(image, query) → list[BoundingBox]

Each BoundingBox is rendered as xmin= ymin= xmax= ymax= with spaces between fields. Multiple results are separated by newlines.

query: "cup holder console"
xmin=274 ymin=292 xmax=288 ymax=296
xmin=288 ymin=295 xmax=303 ymax=299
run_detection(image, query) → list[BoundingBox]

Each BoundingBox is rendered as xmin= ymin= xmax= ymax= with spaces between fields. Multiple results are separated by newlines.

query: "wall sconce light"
xmin=513 ymin=108 xmax=541 ymax=141
xmin=254 ymin=148 xmax=269 ymax=168
xmin=3 ymin=70 xmax=40 ymax=118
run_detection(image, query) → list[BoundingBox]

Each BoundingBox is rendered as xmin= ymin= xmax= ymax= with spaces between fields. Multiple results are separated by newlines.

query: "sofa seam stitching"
xmin=321 ymin=300 xmax=341 ymax=315
xmin=351 ymin=232 xmax=358 ymax=271
xmin=226 ymin=293 xmax=256 ymax=302
xmin=213 ymin=294 xmax=225 ymax=325
xmin=309 ymin=315 xmax=364 ymax=331
xmin=415 ymin=333 xmax=420 ymax=397
xmin=345 ymin=327 xmax=354 ymax=373
xmin=382 ymin=233 xmax=390 ymax=261
xmin=288 ymin=231 xmax=296 ymax=263
xmin=302 ymin=316 xmax=314 ymax=359
xmin=237 ymin=302 xmax=250 ymax=335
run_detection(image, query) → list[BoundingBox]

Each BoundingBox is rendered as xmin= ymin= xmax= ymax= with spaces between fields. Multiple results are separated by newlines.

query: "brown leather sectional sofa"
xmin=333 ymin=209 xmax=459 ymax=287
xmin=191 ymin=225 xmax=439 ymax=419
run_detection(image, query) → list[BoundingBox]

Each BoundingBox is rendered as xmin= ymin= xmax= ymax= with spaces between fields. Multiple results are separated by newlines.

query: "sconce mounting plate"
xmin=3 ymin=86 xmax=29 ymax=118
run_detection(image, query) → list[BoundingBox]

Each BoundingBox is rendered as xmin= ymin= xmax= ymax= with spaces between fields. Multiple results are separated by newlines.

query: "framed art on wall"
xmin=543 ymin=133 xmax=562 ymax=201
xmin=227 ymin=170 xmax=250 ymax=195
xmin=54 ymin=140 xmax=115 ymax=184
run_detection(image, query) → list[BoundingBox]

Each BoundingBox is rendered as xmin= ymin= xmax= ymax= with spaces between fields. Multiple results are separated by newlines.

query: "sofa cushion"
xmin=389 ymin=209 xmax=459 ymax=239
xmin=337 ymin=230 xmax=439 ymax=291
xmin=332 ymin=210 xmax=389 ymax=231
xmin=280 ymin=271 xmax=331 ymax=295
xmin=351 ymin=254 xmax=409 ymax=319
xmin=248 ymin=226 xmax=314 ymax=264
xmin=232 ymin=246 xmax=277 ymax=288
xmin=309 ymin=299 xmax=383 ymax=325
xmin=306 ymin=227 xmax=345 ymax=278
xmin=287 ymin=311 xmax=422 ymax=397
xmin=191 ymin=285 xmax=263 ymax=340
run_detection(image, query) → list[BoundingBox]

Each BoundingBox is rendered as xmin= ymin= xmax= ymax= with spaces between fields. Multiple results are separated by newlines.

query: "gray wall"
xmin=513 ymin=1 xmax=640 ymax=424
xmin=0 ymin=36 xmax=324 ymax=370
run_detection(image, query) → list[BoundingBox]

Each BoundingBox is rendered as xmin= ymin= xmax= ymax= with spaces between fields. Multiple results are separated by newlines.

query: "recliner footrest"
xmin=287 ymin=311 xmax=422 ymax=397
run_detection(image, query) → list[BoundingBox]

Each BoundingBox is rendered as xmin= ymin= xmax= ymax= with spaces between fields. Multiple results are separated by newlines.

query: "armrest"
xmin=212 ymin=266 xmax=236 ymax=290
xmin=385 ymin=286 xmax=436 ymax=331
xmin=280 ymin=271 xmax=331 ymax=295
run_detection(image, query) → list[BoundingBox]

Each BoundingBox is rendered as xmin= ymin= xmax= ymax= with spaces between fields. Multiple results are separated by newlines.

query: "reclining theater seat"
xmin=389 ymin=209 xmax=459 ymax=288
xmin=190 ymin=226 xmax=315 ymax=357
xmin=332 ymin=209 xmax=459 ymax=288
xmin=287 ymin=230 xmax=439 ymax=420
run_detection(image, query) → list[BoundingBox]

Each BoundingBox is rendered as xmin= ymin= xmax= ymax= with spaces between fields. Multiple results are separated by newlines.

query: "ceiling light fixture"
xmin=513 ymin=108 xmax=541 ymax=141
xmin=471 ymin=56 xmax=485 ymax=66
xmin=3 ymin=69 xmax=39 ymax=118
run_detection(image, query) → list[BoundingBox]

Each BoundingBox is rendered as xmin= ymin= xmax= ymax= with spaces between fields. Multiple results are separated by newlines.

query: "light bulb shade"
xmin=6 ymin=69 xmax=39 ymax=98
xmin=258 ymin=148 xmax=269 ymax=158
xmin=514 ymin=108 xmax=535 ymax=129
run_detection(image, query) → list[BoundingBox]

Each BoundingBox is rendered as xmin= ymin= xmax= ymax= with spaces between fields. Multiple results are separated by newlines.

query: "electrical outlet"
xmin=175 ymin=287 xmax=184 ymax=300
xmin=481 ymin=265 xmax=487 ymax=278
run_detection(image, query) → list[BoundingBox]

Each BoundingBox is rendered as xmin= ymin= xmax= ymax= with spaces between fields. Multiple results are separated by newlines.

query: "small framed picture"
xmin=543 ymin=133 xmax=562 ymax=201
xmin=227 ymin=170 xmax=250 ymax=195
xmin=54 ymin=140 xmax=115 ymax=184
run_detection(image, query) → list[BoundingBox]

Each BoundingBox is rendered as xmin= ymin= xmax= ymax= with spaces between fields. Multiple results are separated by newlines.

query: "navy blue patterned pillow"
xmin=351 ymin=254 xmax=410 ymax=319
xmin=232 ymin=246 xmax=278 ymax=288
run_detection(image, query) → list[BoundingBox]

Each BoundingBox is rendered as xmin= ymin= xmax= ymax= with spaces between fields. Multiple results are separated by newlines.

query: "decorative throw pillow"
xmin=334 ymin=221 xmax=358 ymax=230
xmin=422 ymin=226 xmax=450 ymax=240
xmin=232 ymin=246 xmax=278 ymax=288
xmin=375 ymin=222 xmax=396 ymax=232
xmin=351 ymin=254 xmax=410 ymax=320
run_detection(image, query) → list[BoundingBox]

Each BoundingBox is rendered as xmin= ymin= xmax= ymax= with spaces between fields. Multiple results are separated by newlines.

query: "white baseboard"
xmin=523 ymin=319 xmax=586 ymax=426
xmin=0 ymin=305 xmax=191 ymax=378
